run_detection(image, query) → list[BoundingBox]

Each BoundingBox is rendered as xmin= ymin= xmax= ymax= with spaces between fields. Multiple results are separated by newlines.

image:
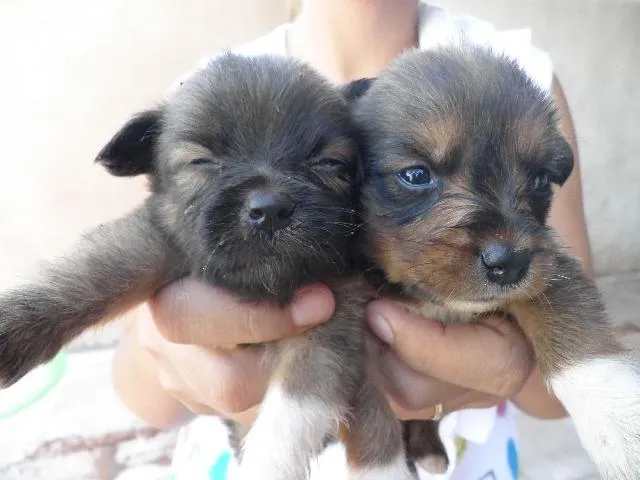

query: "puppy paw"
xmin=551 ymin=356 xmax=640 ymax=480
xmin=416 ymin=453 xmax=449 ymax=475
xmin=0 ymin=312 xmax=35 ymax=387
xmin=237 ymin=384 xmax=343 ymax=480
xmin=0 ymin=336 xmax=41 ymax=388
xmin=346 ymin=455 xmax=417 ymax=480
xmin=403 ymin=419 xmax=449 ymax=476
xmin=0 ymin=294 xmax=64 ymax=387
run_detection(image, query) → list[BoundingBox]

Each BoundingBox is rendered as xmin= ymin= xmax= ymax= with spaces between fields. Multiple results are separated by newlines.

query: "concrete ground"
xmin=1 ymin=272 xmax=638 ymax=480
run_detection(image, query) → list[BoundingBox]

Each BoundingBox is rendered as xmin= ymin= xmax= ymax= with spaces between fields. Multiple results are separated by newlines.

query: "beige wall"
xmin=0 ymin=0 xmax=637 ymax=286
xmin=0 ymin=0 xmax=290 ymax=289
xmin=444 ymin=0 xmax=640 ymax=276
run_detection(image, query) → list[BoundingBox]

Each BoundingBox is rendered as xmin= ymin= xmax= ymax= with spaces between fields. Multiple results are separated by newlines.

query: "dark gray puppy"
xmin=0 ymin=54 xmax=414 ymax=479
xmin=353 ymin=44 xmax=640 ymax=480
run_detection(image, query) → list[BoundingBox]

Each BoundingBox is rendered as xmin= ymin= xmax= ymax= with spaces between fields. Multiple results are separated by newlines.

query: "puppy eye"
xmin=532 ymin=172 xmax=550 ymax=191
xmin=314 ymin=157 xmax=348 ymax=170
xmin=398 ymin=166 xmax=433 ymax=187
xmin=189 ymin=157 xmax=217 ymax=167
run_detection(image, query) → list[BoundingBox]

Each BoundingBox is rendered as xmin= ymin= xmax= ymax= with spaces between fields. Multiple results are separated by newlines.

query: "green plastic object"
xmin=0 ymin=351 xmax=66 ymax=419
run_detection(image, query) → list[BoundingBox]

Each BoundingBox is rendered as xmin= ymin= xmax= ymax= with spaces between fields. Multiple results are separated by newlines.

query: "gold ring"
xmin=432 ymin=403 xmax=444 ymax=421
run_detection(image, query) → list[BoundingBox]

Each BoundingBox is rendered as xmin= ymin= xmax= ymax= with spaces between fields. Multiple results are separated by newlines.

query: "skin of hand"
xmin=365 ymin=304 xmax=535 ymax=421
xmin=113 ymin=279 xmax=336 ymax=428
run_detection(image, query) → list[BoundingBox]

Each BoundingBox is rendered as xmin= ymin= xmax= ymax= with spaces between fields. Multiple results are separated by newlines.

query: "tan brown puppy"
xmin=353 ymin=44 xmax=640 ymax=479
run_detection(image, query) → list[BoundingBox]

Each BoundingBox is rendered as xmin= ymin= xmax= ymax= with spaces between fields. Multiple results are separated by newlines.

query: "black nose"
xmin=246 ymin=191 xmax=295 ymax=231
xmin=480 ymin=244 xmax=531 ymax=286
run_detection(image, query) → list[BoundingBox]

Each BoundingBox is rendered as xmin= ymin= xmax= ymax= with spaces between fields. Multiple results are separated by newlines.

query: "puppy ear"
xmin=95 ymin=109 xmax=162 ymax=176
xmin=341 ymin=78 xmax=375 ymax=103
xmin=549 ymin=138 xmax=575 ymax=186
xmin=340 ymin=79 xmax=373 ymax=189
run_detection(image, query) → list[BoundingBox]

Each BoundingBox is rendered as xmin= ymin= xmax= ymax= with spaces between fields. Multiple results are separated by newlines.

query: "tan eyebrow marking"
xmin=168 ymin=141 xmax=215 ymax=166
xmin=310 ymin=136 xmax=356 ymax=161
xmin=409 ymin=115 xmax=462 ymax=164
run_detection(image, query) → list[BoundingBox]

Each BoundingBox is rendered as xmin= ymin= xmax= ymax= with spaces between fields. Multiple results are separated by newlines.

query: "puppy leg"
xmin=0 ymin=204 xmax=184 ymax=386
xmin=223 ymin=419 xmax=250 ymax=463
xmin=342 ymin=381 xmax=415 ymax=480
xmin=510 ymin=253 xmax=640 ymax=480
xmin=236 ymin=328 xmax=361 ymax=478
xmin=403 ymin=420 xmax=448 ymax=475
xmin=236 ymin=279 xmax=382 ymax=480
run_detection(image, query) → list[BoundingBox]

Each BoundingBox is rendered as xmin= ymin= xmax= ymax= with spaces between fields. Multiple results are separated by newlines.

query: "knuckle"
xmin=402 ymin=397 xmax=428 ymax=413
xmin=244 ymin=308 xmax=285 ymax=344
xmin=494 ymin=371 xmax=524 ymax=398
xmin=208 ymin=362 xmax=256 ymax=414
xmin=155 ymin=316 xmax=184 ymax=344
xmin=188 ymin=403 xmax=216 ymax=416
xmin=213 ymin=377 xmax=254 ymax=414
xmin=394 ymin=407 xmax=417 ymax=421
xmin=245 ymin=310 xmax=267 ymax=343
xmin=399 ymin=387 xmax=431 ymax=412
xmin=137 ymin=310 xmax=173 ymax=357
xmin=157 ymin=370 xmax=184 ymax=397
xmin=415 ymin=353 xmax=435 ymax=376
xmin=388 ymin=381 xmax=435 ymax=413
xmin=149 ymin=283 xmax=193 ymax=344
xmin=492 ymin=346 xmax=534 ymax=398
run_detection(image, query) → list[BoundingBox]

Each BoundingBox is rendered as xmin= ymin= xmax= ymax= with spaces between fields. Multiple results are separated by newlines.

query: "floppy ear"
xmin=340 ymin=79 xmax=374 ymax=189
xmin=94 ymin=109 xmax=162 ymax=177
xmin=341 ymin=78 xmax=375 ymax=103
xmin=548 ymin=137 xmax=575 ymax=186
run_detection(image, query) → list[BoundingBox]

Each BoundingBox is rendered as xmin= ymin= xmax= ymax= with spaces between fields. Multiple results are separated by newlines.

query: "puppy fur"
xmin=353 ymin=44 xmax=640 ymax=479
xmin=0 ymin=54 xmax=412 ymax=479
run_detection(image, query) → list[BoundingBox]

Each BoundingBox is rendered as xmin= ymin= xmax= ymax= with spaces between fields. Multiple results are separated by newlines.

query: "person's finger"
xmin=181 ymin=346 xmax=268 ymax=414
xmin=158 ymin=364 xmax=261 ymax=424
xmin=163 ymin=385 xmax=221 ymax=417
xmin=388 ymin=389 xmax=502 ymax=421
xmin=368 ymin=332 xmax=503 ymax=418
xmin=366 ymin=300 xmax=534 ymax=397
xmin=376 ymin=348 xmax=469 ymax=411
xmin=139 ymin=312 xmax=271 ymax=414
xmin=149 ymin=278 xmax=335 ymax=346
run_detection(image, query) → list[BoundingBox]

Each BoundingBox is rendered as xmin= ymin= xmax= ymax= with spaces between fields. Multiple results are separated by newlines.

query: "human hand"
xmin=365 ymin=299 xmax=535 ymax=420
xmin=137 ymin=277 xmax=335 ymax=423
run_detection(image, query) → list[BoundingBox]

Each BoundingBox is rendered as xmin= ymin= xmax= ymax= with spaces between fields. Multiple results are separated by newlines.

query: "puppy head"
xmin=354 ymin=45 xmax=574 ymax=309
xmin=95 ymin=53 xmax=362 ymax=303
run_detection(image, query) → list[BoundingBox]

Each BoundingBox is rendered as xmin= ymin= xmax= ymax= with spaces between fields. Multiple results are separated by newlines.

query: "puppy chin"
xmin=476 ymin=274 xmax=537 ymax=301
xmin=194 ymin=245 xmax=345 ymax=304
xmin=442 ymin=298 xmax=503 ymax=315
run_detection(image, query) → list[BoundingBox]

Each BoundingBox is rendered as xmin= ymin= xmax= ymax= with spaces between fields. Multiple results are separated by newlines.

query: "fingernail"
xmin=291 ymin=286 xmax=333 ymax=327
xmin=368 ymin=313 xmax=394 ymax=344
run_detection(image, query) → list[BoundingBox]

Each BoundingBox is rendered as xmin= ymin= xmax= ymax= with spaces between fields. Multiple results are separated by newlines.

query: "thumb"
xmin=149 ymin=278 xmax=335 ymax=346
xmin=365 ymin=299 xmax=534 ymax=396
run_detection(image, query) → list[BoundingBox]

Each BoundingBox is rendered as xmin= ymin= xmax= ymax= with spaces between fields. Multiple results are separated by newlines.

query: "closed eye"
xmin=311 ymin=157 xmax=352 ymax=185
xmin=189 ymin=157 xmax=219 ymax=167
xmin=313 ymin=157 xmax=349 ymax=170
